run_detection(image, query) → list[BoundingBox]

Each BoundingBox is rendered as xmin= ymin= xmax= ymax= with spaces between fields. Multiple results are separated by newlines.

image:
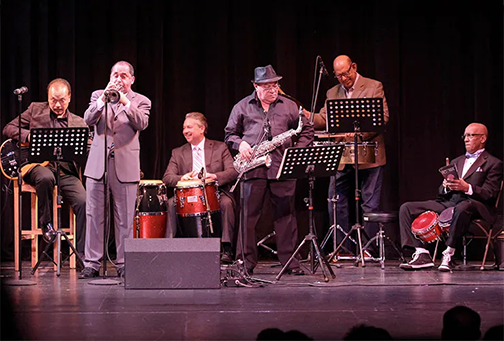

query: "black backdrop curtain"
xmin=1 ymin=0 xmax=502 ymax=259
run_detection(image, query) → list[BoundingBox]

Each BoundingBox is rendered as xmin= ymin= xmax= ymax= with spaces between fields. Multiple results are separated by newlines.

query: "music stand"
xmin=325 ymin=98 xmax=384 ymax=267
xmin=29 ymin=127 xmax=88 ymax=276
xmin=275 ymin=143 xmax=344 ymax=282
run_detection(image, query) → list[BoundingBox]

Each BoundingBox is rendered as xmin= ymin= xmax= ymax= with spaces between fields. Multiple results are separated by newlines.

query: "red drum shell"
xmin=174 ymin=180 xmax=220 ymax=217
xmin=134 ymin=213 xmax=167 ymax=238
xmin=411 ymin=211 xmax=442 ymax=243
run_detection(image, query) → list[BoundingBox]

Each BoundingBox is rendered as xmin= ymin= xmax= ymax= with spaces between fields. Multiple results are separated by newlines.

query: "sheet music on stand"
xmin=276 ymin=144 xmax=345 ymax=180
xmin=325 ymin=98 xmax=384 ymax=134
xmin=29 ymin=127 xmax=88 ymax=165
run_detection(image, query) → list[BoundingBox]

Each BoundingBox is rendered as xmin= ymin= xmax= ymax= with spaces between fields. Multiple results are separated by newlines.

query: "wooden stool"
xmin=13 ymin=181 xmax=76 ymax=272
xmin=362 ymin=212 xmax=406 ymax=269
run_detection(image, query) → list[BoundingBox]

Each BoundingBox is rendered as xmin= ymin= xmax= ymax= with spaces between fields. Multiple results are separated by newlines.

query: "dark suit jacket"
xmin=438 ymin=150 xmax=503 ymax=223
xmin=84 ymin=89 xmax=150 ymax=182
xmin=312 ymin=75 xmax=389 ymax=170
xmin=162 ymin=139 xmax=238 ymax=193
xmin=2 ymin=102 xmax=89 ymax=175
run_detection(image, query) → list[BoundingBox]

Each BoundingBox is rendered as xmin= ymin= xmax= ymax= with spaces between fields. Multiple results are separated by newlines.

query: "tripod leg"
xmin=31 ymin=239 xmax=56 ymax=274
xmin=60 ymin=231 xmax=84 ymax=267
xmin=312 ymin=239 xmax=335 ymax=281
xmin=320 ymin=225 xmax=334 ymax=250
xmin=276 ymin=238 xmax=307 ymax=281
xmin=356 ymin=227 xmax=365 ymax=267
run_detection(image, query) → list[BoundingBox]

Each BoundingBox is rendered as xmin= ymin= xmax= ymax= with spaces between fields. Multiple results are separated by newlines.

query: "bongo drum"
xmin=438 ymin=207 xmax=454 ymax=235
xmin=411 ymin=211 xmax=442 ymax=243
xmin=174 ymin=179 xmax=220 ymax=216
xmin=134 ymin=180 xmax=168 ymax=238
xmin=174 ymin=179 xmax=222 ymax=238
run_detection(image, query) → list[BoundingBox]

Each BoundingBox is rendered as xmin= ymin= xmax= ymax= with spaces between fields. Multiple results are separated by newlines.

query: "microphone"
xmin=318 ymin=56 xmax=329 ymax=76
xmin=13 ymin=86 xmax=28 ymax=95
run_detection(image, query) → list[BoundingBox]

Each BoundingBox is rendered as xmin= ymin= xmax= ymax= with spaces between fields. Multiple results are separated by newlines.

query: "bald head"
xmin=333 ymin=55 xmax=357 ymax=89
xmin=463 ymin=122 xmax=488 ymax=154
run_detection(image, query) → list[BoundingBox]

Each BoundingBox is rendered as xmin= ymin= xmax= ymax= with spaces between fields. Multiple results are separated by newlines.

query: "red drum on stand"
xmin=411 ymin=211 xmax=442 ymax=243
xmin=174 ymin=179 xmax=221 ymax=238
xmin=134 ymin=180 xmax=168 ymax=238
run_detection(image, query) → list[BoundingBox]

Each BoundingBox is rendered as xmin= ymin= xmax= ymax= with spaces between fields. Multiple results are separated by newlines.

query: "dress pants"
xmin=328 ymin=165 xmax=383 ymax=253
xmin=84 ymin=157 xmax=137 ymax=270
xmin=24 ymin=165 xmax=86 ymax=254
xmin=236 ymin=178 xmax=299 ymax=270
xmin=399 ymin=199 xmax=478 ymax=250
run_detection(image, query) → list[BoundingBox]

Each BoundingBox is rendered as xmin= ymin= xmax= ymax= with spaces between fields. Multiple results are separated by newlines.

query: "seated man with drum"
xmin=162 ymin=112 xmax=238 ymax=263
xmin=399 ymin=123 xmax=502 ymax=271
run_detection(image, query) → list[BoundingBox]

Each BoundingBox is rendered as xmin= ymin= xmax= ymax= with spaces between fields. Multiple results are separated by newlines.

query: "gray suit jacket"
xmin=162 ymin=139 xmax=238 ymax=192
xmin=84 ymin=89 xmax=150 ymax=182
xmin=313 ymin=75 xmax=389 ymax=169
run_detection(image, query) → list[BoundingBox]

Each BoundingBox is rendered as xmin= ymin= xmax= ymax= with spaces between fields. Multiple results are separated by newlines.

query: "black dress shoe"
xmin=41 ymin=223 xmax=56 ymax=243
xmin=78 ymin=267 xmax=99 ymax=279
xmin=117 ymin=267 xmax=125 ymax=278
xmin=286 ymin=268 xmax=305 ymax=276
xmin=221 ymin=251 xmax=234 ymax=264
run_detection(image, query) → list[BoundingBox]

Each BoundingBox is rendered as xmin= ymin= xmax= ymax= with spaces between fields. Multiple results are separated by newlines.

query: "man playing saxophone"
xmin=224 ymin=65 xmax=314 ymax=275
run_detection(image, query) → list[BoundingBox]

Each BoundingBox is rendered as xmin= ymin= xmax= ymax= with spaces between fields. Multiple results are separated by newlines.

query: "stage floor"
xmin=1 ymin=259 xmax=503 ymax=340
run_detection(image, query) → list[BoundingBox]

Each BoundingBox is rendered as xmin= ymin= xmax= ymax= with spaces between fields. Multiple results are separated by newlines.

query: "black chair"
xmin=462 ymin=180 xmax=503 ymax=270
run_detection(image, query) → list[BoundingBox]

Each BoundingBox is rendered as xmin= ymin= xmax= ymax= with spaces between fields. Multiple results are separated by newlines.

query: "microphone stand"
xmin=309 ymin=56 xmax=326 ymax=123
xmin=89 ymin=90 xmax=121 ymax=286
xmin=5 ymin=91 xmax=36 ymax=286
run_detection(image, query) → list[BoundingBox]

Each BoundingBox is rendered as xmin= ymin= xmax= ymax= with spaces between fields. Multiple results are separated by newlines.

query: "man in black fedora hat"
xmin=224 ymin=64 xmax=314 ymax=275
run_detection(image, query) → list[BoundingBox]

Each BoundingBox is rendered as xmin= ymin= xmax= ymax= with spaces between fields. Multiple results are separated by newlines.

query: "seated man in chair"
xmin=2 ymin=78 xmax=88 ymax=256
xmin=163 ymin=112 xmax=238 ymax=263
xmin=399 ymin=122 xmax=502 ymax=271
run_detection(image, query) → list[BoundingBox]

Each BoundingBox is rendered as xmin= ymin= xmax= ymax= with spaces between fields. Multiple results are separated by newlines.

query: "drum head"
xmin=411 ymin=211 xmax=438 ymax=232
xmin=140 ymin=179 xmax=164 ymax=186
xmin=176 ymin=179 xmax=216 ymax=188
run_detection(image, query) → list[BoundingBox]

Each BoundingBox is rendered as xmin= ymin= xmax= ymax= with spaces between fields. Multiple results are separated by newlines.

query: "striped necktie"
xmin=192 ymin=147 xmax=204 ymax=173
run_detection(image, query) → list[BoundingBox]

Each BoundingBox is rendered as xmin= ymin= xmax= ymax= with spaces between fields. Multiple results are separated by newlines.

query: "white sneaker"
xmin=438 ymin=250 xmax=453 ymax=272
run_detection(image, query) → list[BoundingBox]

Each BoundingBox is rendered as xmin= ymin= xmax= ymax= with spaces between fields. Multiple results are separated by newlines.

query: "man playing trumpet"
xmin=79 ymin=61 xmax=151 ymax=279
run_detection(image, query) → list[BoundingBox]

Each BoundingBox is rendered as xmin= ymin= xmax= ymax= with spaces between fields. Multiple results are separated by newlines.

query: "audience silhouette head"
xmin=343 ymin=323 xmax=392 ymax=340
xmin=442 ymin=305 xmax=481 ymax=340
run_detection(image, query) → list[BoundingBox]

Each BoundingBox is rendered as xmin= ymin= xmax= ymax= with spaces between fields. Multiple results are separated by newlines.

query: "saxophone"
xmin=233 ymin=107 xmax=304 ymax=173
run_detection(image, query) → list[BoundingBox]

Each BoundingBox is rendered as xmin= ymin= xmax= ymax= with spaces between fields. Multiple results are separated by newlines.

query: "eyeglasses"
xmin=257 ymin=83 xmax=279 ymax=91
xmin=334 ymin=64 xmax=353 ymax=80
xmin=461 ymin=133 xmax=483 ymax=140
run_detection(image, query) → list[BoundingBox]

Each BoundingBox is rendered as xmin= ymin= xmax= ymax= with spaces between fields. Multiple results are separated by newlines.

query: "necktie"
xmin=193 ymin=147 xmax=204 ymax=173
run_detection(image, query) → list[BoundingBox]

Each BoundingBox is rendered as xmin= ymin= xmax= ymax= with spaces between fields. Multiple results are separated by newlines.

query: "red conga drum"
xmin=411 ymin=211 xmax=442 ymax=243
xmin=134 ymin=180 xmax=168 ymax=238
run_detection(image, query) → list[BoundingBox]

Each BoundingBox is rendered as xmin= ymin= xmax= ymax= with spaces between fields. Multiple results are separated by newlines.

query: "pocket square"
xmin=476 ymin=167 xmax=484 ymax=172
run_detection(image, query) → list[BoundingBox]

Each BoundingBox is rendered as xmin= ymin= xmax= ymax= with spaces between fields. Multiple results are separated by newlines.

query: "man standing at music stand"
xmin=307 ymin=55 xmax=389 ymax=256
xmin=2 ymin=78 xmax=88 ymax=257
xmin=79 ymin=61 xmax=151 ymax=279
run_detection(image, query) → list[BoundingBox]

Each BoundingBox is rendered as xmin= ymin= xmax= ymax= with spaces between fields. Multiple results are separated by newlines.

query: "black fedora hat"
xmin=252 ymin=65 xmax=283 ymax=84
